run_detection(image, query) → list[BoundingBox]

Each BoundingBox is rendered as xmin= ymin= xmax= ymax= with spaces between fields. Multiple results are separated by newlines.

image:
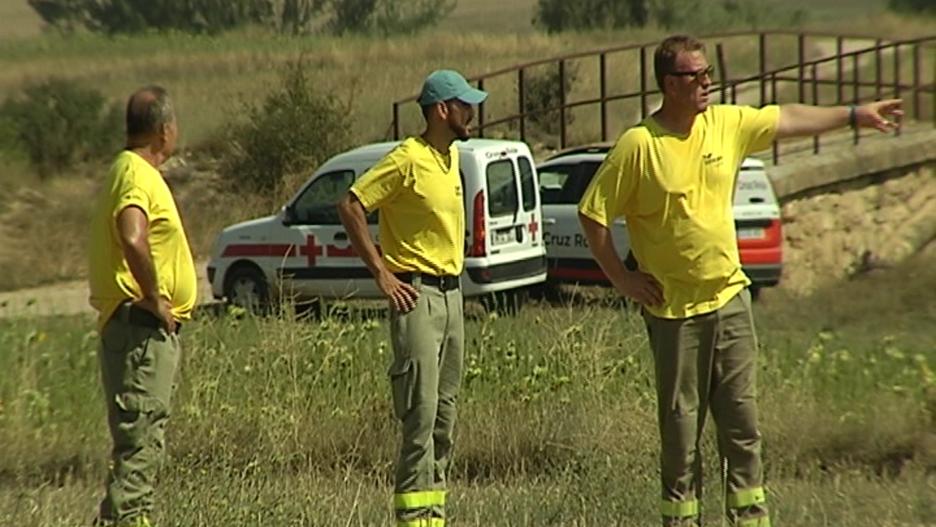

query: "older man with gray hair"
xmin=88 ymin=86 xmax=196 ymax=527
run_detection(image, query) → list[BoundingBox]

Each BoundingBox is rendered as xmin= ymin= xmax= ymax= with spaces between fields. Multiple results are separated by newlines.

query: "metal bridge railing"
xmin=390 ymin=31 xmax=936 ymax=164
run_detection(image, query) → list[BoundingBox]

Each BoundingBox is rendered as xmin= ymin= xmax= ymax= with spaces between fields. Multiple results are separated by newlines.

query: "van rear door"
xmin=481 ymin=151 xmax=541 ymax=259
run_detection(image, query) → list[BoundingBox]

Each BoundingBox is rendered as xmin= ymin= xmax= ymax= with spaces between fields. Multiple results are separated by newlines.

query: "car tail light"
xmin=766 ymin=218 xmax=782 ymax=245
xmin=469 ymin=190 xmax=486 ymax=257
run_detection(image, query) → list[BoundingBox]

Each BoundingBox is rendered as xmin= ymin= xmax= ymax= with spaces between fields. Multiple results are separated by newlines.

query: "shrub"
xmin=326 ymin=0 xmax=456 ymax=36
xmin=28 ymin=0 xmax=301 ymax=35
xmin=221 ymin=60 xmax=352 ymax=194
xmin=0 ymin=79 xmax=121 ymax=179
xmin=523 ymin=64 xmax=578 ymax=136
xmin=534 ymin=0 xmax=649 ymax=33
xmin=889 ymin=0 xmax=936 ymax=15
xmin=28 ymin=0 xmax=453 ymax=35
xmin=534 ymin=0 xmax=806 ymax=32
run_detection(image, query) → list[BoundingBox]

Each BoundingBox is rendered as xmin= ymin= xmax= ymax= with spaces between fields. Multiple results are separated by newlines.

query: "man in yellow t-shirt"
xmin=579 ymin=35 xmax=902 ymax=527
xmin=338 ymin=70 xmax=486 ymax=527
xmin=88 ymin=86 xmax=196 ymax=527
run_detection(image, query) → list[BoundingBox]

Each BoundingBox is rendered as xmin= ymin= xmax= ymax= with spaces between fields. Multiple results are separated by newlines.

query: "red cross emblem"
xmin=300 ymin=234 xmax=323 ymax=266
xmin=527 ymin=215 xmax=539 ymax=239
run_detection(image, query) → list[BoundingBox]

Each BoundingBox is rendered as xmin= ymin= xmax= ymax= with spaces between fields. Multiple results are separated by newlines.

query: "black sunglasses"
xmin=667 ymin=65 xmax=715 ymax=82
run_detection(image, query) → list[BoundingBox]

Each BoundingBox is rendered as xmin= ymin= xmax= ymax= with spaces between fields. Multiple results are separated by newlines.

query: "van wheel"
xmin=224 ymin=265 xmax=269 ymax=313
xmin=480 ymin=289 xmax=526 ymax=316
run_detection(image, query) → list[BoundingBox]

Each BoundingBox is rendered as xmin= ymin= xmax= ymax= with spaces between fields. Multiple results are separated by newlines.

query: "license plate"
xmin=492 ymin=229 xmax=515 ymax=245
xmin=737 ymin=227 xmax=765 ymax=240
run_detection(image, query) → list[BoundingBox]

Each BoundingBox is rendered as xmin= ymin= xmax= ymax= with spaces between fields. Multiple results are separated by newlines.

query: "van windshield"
xmin=486 ymin=159 xmax=518 ymax=217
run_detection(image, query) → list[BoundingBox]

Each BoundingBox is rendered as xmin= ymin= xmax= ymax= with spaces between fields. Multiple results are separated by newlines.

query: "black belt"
xmin=395 ymin=272 xmax=460 ymax=292
xmin=113 ymin=302 xmax=181 ymax=334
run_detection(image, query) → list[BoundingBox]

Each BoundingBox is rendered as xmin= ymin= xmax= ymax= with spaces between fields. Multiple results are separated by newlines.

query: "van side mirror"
xmin=282 ymin=204 xmax=296 ymax=225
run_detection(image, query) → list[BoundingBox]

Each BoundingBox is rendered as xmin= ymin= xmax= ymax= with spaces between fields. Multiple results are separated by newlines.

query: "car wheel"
xmin=224 ymin=265 xmax=269 ymax=313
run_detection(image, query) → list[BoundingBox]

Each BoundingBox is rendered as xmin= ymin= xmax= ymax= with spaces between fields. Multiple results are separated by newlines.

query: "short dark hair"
xmin=654 ymin=35 xmax=706 ymax=91
xmin=126 ymin=86 xmax=174 ymax=137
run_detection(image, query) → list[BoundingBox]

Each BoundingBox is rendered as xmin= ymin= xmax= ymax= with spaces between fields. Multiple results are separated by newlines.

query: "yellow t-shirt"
xmin=89 ymin=150 xmax=198 ymax=328
xmin=578 ymin=104 xmax=780 ymax=318
xmin=350 ymin=137 xmax=465 ymax=276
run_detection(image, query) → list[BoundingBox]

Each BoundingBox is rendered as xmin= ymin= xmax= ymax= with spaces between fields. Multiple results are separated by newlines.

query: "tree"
xmin=327 ymin=0 xmax=456 ymax=36
xmin=28 ymin=0 xmax=454 ymax=35
xmin=0 ymin=79 xmax=121 ymax=178
xmin=889 ymin=0 xmax=936 ymax=15
xmin=222 ymin=60 xmax=352 ymax=194
xmin=534 ymin=0 xmax=649 ymax=33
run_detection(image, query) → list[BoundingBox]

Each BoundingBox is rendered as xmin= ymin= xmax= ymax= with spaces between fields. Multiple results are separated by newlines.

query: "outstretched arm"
xmin=776 ymin=99 xmax=902 ymax=139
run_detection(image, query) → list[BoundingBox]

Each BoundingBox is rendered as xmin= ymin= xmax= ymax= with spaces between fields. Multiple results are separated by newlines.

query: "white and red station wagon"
xmin=207 ymin=139 xmax=548 ymax=309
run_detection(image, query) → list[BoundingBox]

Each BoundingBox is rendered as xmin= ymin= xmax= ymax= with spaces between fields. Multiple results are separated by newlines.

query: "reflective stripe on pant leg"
xmin=661 ymin=498 xmax=699 ymax=519
xmin=727 ymin=486 xmax=769 ymax=527
xmin=395 ymin=490 xmax=446 ymax=511
xmin=727 ymin=486 xmax=765 ymax=509
xmin=395 ymin=491 xmax=445 ymax=527
xmin=397 ymin=518 xmax=445 ymax=527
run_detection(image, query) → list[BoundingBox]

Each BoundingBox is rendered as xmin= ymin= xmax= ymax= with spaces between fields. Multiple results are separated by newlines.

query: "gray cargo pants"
xmin=643 ymin=289 xmax=770 ymax=527
xmin=96 ymin=304 xmax=181 ymax=526
xmin=388 ymin=277 xmax=464 ymax=527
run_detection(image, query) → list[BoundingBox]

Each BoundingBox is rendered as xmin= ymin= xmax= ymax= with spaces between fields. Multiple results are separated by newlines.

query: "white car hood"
xmin=219 ymin=214 xmax=278 ymax=240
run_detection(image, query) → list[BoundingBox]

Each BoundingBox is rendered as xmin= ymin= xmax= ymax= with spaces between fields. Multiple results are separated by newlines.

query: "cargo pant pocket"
xmin=389 ymin=358 xmax=416 ymax=420
xmin=113 ymin=392 xmax=166 ymax=446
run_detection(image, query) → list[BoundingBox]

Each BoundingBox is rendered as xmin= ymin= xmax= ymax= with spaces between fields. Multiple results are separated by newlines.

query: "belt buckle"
xmin=441 ymin=275 xmax=456 ymax=291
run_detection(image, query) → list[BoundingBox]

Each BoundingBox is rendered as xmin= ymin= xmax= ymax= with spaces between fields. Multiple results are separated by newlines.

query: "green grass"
xmin=1 ymin=253 xmax=933 ymax=526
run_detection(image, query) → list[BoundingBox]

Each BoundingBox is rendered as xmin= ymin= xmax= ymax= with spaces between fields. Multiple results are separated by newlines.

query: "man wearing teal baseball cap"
xmin=338 ymin=69 xmax=486 ymax=527
xmin=418 ymin=69 xmax=488 ymax=105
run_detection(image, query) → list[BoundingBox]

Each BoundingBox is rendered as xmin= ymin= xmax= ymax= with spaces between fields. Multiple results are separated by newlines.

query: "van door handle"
xmin=543 ymin=218 xmax=557 ymax=225
xmin=334 ymin=232 xmax=348 ymax=241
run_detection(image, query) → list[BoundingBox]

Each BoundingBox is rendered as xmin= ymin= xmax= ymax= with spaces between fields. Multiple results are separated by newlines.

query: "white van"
xmin=207 ymin=139 xmax=548 ymax=309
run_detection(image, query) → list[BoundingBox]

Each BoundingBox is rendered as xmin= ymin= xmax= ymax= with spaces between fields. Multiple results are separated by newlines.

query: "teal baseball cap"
xmin=418 ymin=69 xmax=488 ymax=106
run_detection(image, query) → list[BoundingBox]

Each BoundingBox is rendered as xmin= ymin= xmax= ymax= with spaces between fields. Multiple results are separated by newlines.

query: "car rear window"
xmin=486 ymin=159 xmax=518 ymax=217
xmin=518 ymin=157 xmax=536 ymax=212
xmin=538 ymin=161 xmax=603 ymax=204
xmin=538 ymin=165 xmax=574 ymax=204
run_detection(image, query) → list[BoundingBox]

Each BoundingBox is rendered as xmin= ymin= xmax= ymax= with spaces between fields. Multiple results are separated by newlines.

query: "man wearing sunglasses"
xmin=578 ymin=35 xmax=901 ymax=527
